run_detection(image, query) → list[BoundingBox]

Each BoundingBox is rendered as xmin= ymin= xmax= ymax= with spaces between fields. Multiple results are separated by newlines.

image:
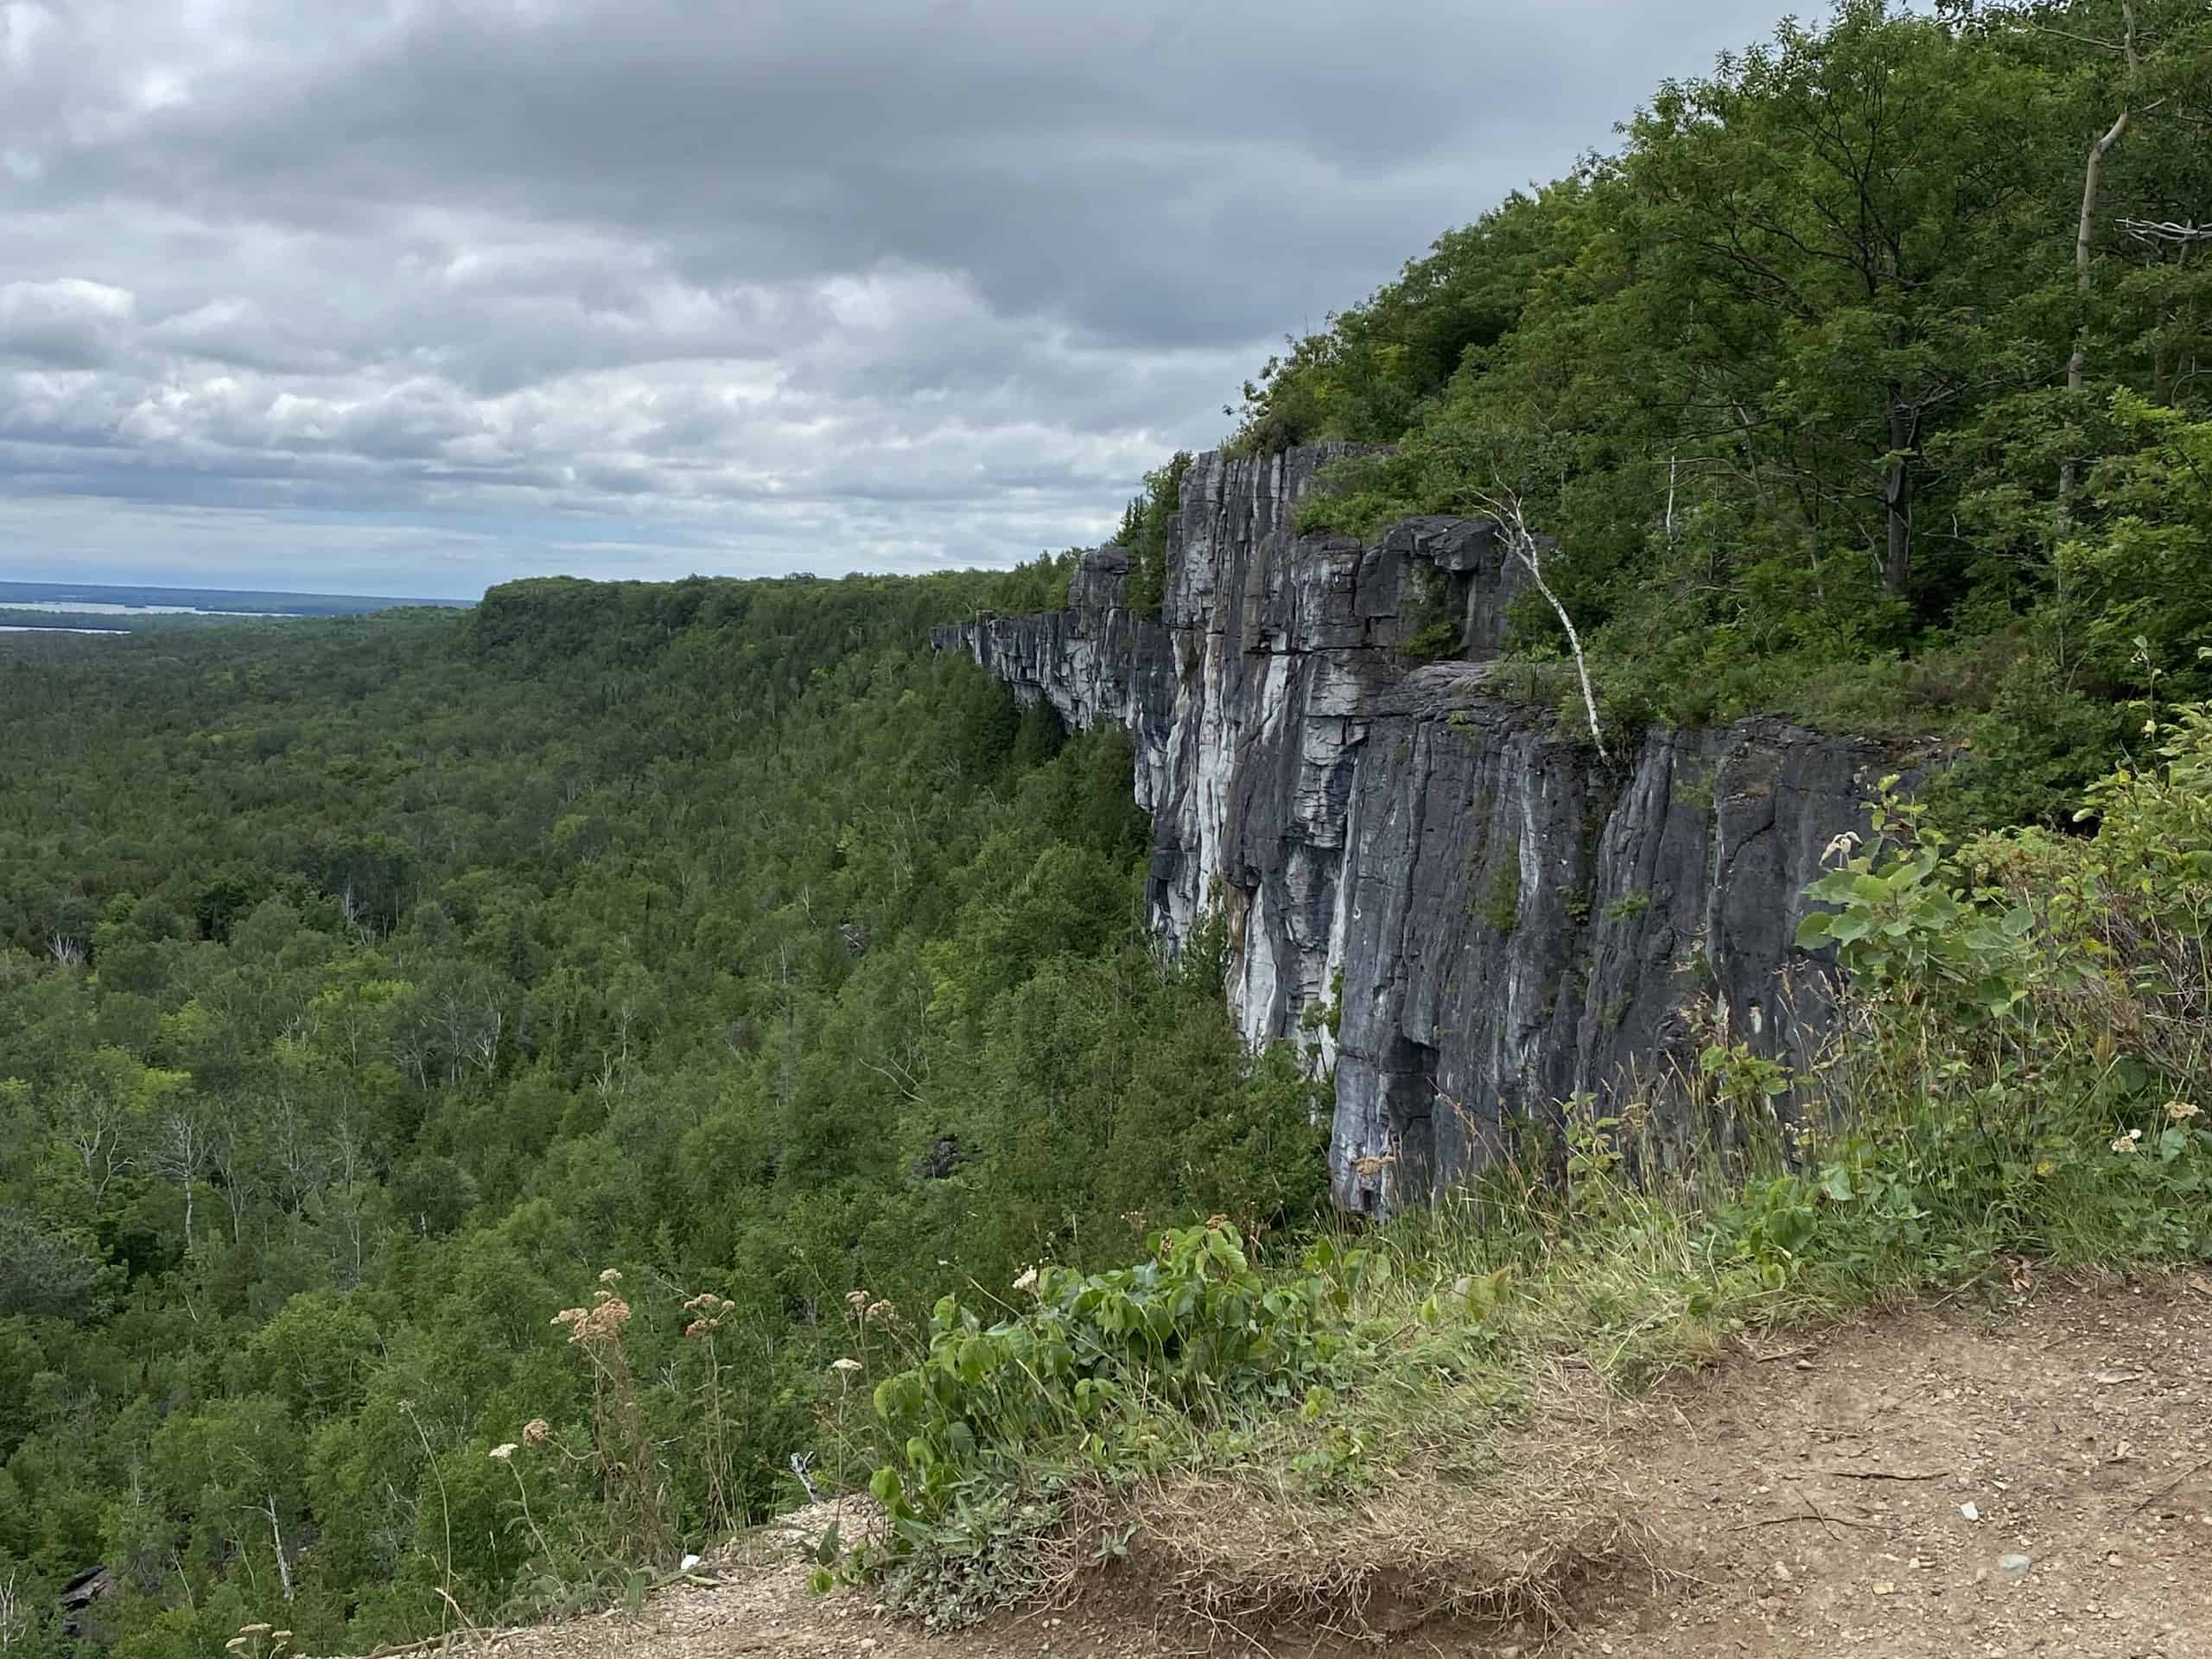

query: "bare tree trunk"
xmin=1482 ymin=490 xmax=1610 ymax=765
xmin=1882 ymin=388 xmax=1916 ymax=595
xmin=0 ymin=1566 xmax=23 ymax=1651
xmin=264 ymin=1497 xmax=295 ymax=1602
xmin=2063 ymin=0 xmax=2142 ymax=508
xmin=156 ymin=1110 xmax=207 ymax=1246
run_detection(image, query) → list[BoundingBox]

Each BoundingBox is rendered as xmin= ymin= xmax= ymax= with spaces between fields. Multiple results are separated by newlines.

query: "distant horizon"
xmin=0 ymin=575 xmax=475 ymax=607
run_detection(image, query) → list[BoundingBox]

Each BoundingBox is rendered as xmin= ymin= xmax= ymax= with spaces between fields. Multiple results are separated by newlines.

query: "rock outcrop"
xmin=936 ymin=445 xmax=1892 ymax=1212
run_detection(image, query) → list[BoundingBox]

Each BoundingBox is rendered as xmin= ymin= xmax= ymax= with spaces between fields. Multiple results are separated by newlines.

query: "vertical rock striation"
xmin=934 ymin=445 xmax=1892 ymax=1213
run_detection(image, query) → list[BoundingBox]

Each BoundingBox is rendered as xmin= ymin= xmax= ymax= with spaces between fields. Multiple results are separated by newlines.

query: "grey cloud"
xmin=1 ymin=0 xmax=1796 ymax=596
xmin=0 ymin=277 xmax=137 ymax=369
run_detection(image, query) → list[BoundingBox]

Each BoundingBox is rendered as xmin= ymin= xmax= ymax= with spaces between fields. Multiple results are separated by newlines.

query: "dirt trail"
xmin=421 ymin=1278 xmax=2212 ymax=1659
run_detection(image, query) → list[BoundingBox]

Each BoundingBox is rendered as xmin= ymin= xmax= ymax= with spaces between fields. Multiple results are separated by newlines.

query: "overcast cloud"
xmin=1 ymin=0 xmax=1795 ymax=599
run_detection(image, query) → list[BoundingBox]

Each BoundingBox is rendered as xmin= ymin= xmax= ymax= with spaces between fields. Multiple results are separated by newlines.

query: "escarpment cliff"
xmin=937 ymin=446 xmax=1893 ymax=1212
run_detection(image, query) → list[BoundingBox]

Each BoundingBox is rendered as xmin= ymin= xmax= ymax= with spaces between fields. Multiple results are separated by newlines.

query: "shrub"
xmin=1788 ymin=705 xmax=2212 ymax=1276
xmin=858 ymin=1219 xmax=1382 ymax=1608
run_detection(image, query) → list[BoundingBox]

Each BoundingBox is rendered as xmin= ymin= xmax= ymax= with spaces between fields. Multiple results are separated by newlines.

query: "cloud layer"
xmin=1 ymin=0 xmax=1792 ymax=597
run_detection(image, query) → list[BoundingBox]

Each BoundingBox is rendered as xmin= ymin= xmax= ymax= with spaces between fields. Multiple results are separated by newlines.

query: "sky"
xmin=0 ymin=0 xmax=1799 ymax=601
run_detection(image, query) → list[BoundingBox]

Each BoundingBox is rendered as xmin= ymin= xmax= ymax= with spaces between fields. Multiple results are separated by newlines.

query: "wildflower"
xmin=489 ymin=1443 xmax=517 ymax=1461
xmin=2166 ymin=1100 xmax=2200 ymax=1123
xmin=522 ymin=1417 xmax=552 ymax=1446
xmin=1011 ymin=1265 xmax=1038 ymax=1294
xmin=844 ymin=1287 xmax=870 ymax=1316
xmin=683 ymin=1290 xmax=734 ymax=1338
xmin=1822 ymin=830 xmax=1863 ymax=867
xmin=552 ymin=1297 xmax=631 ymax=1344
xmin=2112 ymin=1128 xmax=2143 ymax=1154
xmin=599 ymin=1267 xmax=624 ymax=1286
xmin=864 ymin=1299 xmax=897 ymax=1325
xmin=829 ymin=1357 xmax=862 ymax=1374
xmin=240 ymin=1627 xmax=272 ymax=1639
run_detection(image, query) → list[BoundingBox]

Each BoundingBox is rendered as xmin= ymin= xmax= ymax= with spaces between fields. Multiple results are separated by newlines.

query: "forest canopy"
xmin=0 ymin=566 xmax=1326 ymax=1656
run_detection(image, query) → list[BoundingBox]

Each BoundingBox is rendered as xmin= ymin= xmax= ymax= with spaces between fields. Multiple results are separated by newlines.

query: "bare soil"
xmin=385 ymin=1274 xmax=2212 ymax=1659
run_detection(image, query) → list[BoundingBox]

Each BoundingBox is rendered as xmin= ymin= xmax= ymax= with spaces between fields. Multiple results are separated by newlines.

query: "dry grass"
xmin=1117 ymin=1389 xmax=1658 ymax=1646
xmin=900 ymin=1330 xmax=1683 ymax=1649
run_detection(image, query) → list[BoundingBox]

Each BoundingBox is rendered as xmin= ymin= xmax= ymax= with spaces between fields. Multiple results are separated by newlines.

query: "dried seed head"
xmin=555 ymin=1297 xmax=631 ymax=1343
xmin=522 ymin=1417 xmax=552 ymax=1446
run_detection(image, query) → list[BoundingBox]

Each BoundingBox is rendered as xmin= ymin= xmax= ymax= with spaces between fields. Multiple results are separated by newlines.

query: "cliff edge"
xmin=936 ymin=445 xmax=1895 ymax=1212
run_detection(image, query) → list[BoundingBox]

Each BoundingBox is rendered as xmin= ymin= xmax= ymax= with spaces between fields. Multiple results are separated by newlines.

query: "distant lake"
xmin=0 ymin=581 xmax=472 ymax=631
xmin=7 ymin=600 xmax=302 ymax=618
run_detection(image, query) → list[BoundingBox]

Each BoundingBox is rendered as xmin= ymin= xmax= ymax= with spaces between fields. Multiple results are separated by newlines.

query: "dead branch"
xmin=2119 ymin=218 xmax=2212 ymax=247
xmin=1475 ymin=487 xmax=1611 ymax=766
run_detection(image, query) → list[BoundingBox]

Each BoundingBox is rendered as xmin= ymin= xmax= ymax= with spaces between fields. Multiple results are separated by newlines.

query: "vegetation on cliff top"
xmin=1181 ymin=0 xmax=2212 ymax=825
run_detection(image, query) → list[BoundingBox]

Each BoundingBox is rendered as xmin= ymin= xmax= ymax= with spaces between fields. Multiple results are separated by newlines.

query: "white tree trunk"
xmin=264 ymin=1497 xmax=295 ymax=1602
xmin=2063 ymin=0 xmax=2142 ymax=505
xmin=1480 ymin=489 xmax=1610 ymax=765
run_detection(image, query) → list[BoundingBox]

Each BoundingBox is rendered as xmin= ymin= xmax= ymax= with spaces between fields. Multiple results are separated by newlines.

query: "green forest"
xmin=0 ymin=570 xmax=1328 ymax=1656
xmin=4 ymin=1 xmax=2211 ymax=1653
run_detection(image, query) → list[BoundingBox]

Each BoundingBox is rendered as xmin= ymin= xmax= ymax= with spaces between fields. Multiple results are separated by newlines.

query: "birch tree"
xmin=1471 ymin=485 xmax=1611 ymax=763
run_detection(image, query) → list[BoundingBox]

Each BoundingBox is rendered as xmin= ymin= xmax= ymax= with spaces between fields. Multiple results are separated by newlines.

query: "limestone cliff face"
xmin=935 ymin=445 xmax=1890 ymax=1212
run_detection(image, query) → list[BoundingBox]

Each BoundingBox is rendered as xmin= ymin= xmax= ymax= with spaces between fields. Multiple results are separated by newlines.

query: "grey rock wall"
xmin=934 ymin=444 xmax=1891 ymax=1212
